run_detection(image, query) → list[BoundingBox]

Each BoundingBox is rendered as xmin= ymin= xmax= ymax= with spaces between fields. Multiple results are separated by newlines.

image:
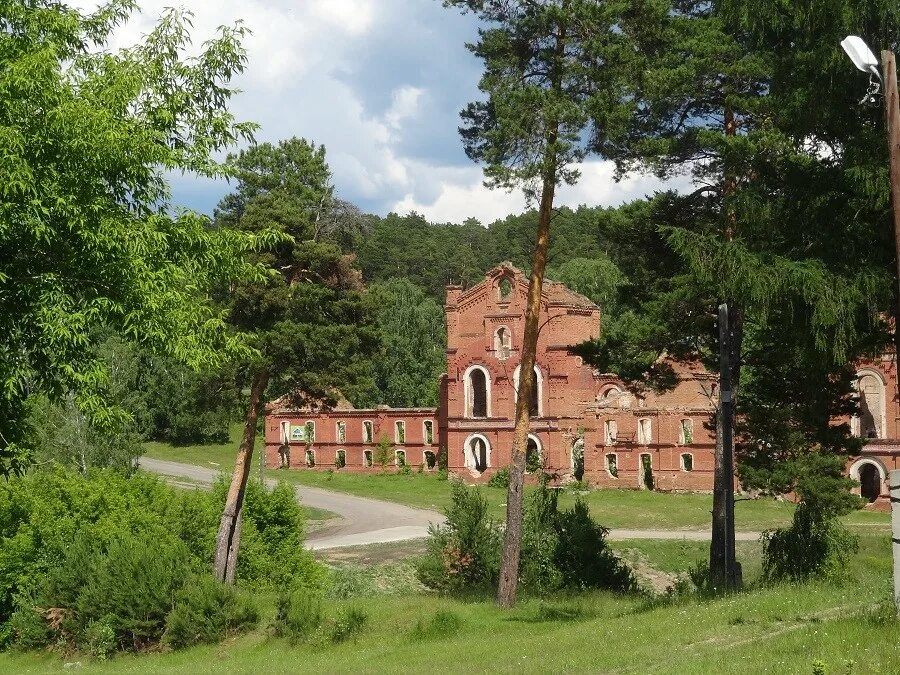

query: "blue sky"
xmin=103 ymin=1 xmax=672 ymax=223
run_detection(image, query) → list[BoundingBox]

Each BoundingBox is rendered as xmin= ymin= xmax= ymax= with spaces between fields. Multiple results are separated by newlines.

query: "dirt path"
xmin=139 ymin=458 xmax=764 ymax=549
xmin=139 ymin=457 xmax=443 ymax=550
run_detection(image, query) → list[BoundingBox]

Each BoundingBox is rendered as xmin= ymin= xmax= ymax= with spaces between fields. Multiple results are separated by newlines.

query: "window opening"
xmin=605 ymin=453 xmax=618 ymax=478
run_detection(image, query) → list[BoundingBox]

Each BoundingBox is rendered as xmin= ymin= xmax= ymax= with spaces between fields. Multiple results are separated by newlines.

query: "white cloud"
xmin=391 ymin=161 xmax=679 ymax=224
xmin=385 ymin=86 xmax=425 ymax=130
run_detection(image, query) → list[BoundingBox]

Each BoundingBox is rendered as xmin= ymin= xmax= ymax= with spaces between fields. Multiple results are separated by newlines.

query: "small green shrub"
xmin=273 ymin=586 xmax=322 ymax=644
xmin=437 ymin=469 xmax=449 ymax=481
xmin=487 ymin=467 xmax=510 ymax=488
xmin=163 ymin=575 xmax=259 ymax=650
xmin=762 ymin=504 xmax=858 ymax=582
xmin=437 ymin=447 xmax=448 ymax=472
xmin=329 ymin=606 xmax=368 ymax=643
xmin=416 ymin=482 xmax=502 ymax=594
xmin=411 ymin=610 xmax=463 ymax=640
xmin=83 ymin=619 xmax=116 ymax=660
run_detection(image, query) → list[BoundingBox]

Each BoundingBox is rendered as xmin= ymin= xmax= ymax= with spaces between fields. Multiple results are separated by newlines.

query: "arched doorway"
xmin=465 ymin=365 xmax=490 ymax=418
xmin=859 ymin=463 xmax=881 ymax=502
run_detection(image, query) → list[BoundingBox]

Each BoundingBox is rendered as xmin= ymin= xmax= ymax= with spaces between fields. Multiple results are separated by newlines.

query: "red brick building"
xmin=264 ymin=262 xmax=899 ymax=500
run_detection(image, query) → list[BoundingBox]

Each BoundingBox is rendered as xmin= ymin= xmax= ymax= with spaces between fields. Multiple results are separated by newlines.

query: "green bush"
xmin=163 ymin=575 xmax=259 ymax=650
xmin=0 ymin=468 xmax=322 ymax=653
xmin=83 ymin=619 xmax=116 ymax=660
xmin=762 ymin=504 xmax=858 ymax=582
xmin=416 ymin=482 xmax=502 ymax=594
xmin=487 ymin=467 xmax=510 ymax=489
xmin=418 ymin=480 xmax=633 ymax=595
xmin=411 ymin=609 xmax=463 ymax=640
xmin=273 ymin=586 xmax=323 ymax=644
xmin=329 ymin=606 xmax=368 ymax=643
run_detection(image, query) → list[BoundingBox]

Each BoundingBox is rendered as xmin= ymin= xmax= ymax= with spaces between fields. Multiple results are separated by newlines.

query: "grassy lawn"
xmin=143 ymin=430 xmax=891 ymax=533
xmin=4 ymin=535 xmax=896 ymax=674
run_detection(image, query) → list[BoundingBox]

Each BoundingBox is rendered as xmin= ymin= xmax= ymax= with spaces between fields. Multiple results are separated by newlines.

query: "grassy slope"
xmin=3 ymin=535 xmax=895 ymax=674
xmin=143 ymin=428 xmax=889 ymax=532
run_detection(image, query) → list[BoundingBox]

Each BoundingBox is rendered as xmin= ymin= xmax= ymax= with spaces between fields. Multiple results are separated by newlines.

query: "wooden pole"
xmin=710 ymin=303 xmax=736 ymax=590
xmin=890 ymin=469 xmax=900 ymax=615
xmin=883 ymin=51 xmax=900 ymax=406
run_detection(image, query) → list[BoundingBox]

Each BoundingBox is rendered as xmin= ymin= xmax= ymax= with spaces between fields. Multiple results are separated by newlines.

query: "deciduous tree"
xmin=0 ymin=1 xmax=263 ymax=476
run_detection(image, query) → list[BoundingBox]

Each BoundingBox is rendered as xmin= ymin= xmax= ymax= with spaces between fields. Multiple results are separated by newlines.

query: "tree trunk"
xmin=213 ymin=368 xmax=269 ymax=583
xmin=496 ymin=175 xmax=555 ymax=609
xmin=709 ymin=105 xmax=743 ymax=591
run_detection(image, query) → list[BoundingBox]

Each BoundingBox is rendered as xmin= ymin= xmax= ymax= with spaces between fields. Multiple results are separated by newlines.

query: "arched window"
xmin=571 ymin=438 xmax=585 ymax=481
xmin=513 ymin=364 xmax=542 ymax=417
xmin=854 ymin=371 xmax=885 ymax=439
xmin=526 ymin=435 xmax=542 ymax=472
xmin=395 ymin=450 xmax=406 ymax=467
xmin=335 ymin=449 xmax=346 ymax=469
xmin=395 ymin=420 xmax=406 ymax=443
xmin=363 ymin=450 xmax=373 ymax=468
xmin=680 ymin=453 xmax=694 ymax=472
xmin=336 ymin=421 xmax=346 ymax=443
xmin=423 ymin=420 xmax=434 ymax=445
xmin=464 ymin=434 xmax=491 ymax=473
xmin=498 ymin=276 xmax=513 ymax=301
xmin=494 ymin=326 xmax=512 ymax=360
xmin=423 ymin=450 xmax=437 ymax=470
xmin=605 ymin=453 xmax=618 ymax=478
xmin=465 ymin=365 xmax=490 ymax=418
xmin=363 ymin=420 xmax=374 ymax=444
xmin=597 ymin=385 xmax=622 ymax=401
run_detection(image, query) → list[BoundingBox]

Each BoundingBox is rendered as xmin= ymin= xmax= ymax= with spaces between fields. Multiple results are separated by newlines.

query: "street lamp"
xmin=841 ymin=34 xmax=900 ymax=617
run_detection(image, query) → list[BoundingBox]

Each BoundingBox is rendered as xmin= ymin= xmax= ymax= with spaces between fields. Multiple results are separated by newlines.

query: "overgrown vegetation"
xmin=0 ymin=469 xmax=320 ymax=654
xmin=417 ymin=480 xmax=634 ymax=596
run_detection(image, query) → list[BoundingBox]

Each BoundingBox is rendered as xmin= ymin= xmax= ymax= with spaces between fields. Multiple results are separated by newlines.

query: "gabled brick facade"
xmin=263 ymin=262 xmax=897 ymax=500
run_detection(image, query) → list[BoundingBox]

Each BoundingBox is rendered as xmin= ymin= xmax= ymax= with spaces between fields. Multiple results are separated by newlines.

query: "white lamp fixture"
xmin=841 ymin=35 xmax=881 ymax=79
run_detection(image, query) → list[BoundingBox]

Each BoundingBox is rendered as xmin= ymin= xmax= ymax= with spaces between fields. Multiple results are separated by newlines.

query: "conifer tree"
xmin=443 ymin=0 xmax=632 ymax=607
xmin=212 ymin=139 xmax=379 ymax=583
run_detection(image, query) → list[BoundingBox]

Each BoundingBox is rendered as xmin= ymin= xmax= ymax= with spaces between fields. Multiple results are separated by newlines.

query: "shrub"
xmin=553 ymin=499 xmax=634 ymax=591
xmin=0 ymin=468 xmax=322 ymax=653
xmin=411 ymin=610 xmax=463 ymax=640
xmin=762 ymin=504 xmax=858 ymax=582
xmin=273 ymin=586 xmax=322 ymax=644
xmin=83 ymin=619 xmax=116 ymax=660
xmin=329 ymin=606 xmax=368 ymax=643
xmin=487 ymin=467 xmax=510 ymax=489
xmin=437 ymin=447 xmax=448 ymax=472
xmin=163 ymin=575 xmax=259 ymax=650
xmin=416 ymin=482 xmax=502 ymax=594
xmin=375 ymin=437 xmax=392 ymax=468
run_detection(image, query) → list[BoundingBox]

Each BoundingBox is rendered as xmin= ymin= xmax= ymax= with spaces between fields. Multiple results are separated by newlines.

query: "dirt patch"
xmin=315 ymin=539 xmax=428 ymax=566
xmin=617 ymin=547 xmax=683 ymax=595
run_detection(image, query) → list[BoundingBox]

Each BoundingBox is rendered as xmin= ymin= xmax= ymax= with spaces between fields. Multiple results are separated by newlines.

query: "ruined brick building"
xmin=265 ymin=263 xmax=900 ymax=504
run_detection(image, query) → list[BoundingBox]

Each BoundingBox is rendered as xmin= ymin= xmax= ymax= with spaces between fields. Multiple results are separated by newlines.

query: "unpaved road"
xmin=139 ymin=457 xmax=443 ymax=550
xmin=139 ymin=458 xmax=762 ymax=549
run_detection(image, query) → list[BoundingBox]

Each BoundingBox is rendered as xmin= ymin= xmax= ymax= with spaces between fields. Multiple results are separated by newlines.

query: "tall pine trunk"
xmin=709 ymin=105 xmax=742 ymax=591
xmin=213 ymin=368 xmax=269 ymax=583
xmin=496 ymin=175 xmax=555 ymax=608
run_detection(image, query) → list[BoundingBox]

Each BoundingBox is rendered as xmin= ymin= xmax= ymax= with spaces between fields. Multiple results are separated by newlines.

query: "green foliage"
xmin=762 ymin=504 xmax=859 ymax=583
xmin=358 ymin=279 xmax=446 ymax=407
xmin=328 ymin=606 xmax=368 ymax=644
xmin=375 ymin=436 xmax=393 ymax=469
xmin=547 ymin=256 xmax=626 ymax=311
xmin=411 ymin=610 xmax=463 ymax=641
xmin=0 ymin=468 xmax=322 ymax=652
xmin=217 ymin=478 xmax=323 ymax=590
xmin=0 ymin=1 xmax=264 ymax=476
xmin=416 ymin=481 xmax=503 ymax=594
xmin=487 ymin=467 xmax=510 ymax=489
xmin=163 ymin=575 xmax=259 ymax=650
xmin=273 ymin=586 xmax=322 ymax=645
xmin=418 ymin=480 xmax=633 ymax=595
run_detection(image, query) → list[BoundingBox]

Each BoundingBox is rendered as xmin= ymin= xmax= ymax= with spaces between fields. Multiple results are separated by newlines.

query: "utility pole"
xmin=883 ymin=51 xmax=900 ymax=616
xmin=710 ymin=303 xmax=738 ymax=590
xmin=882 ymin=51 xmax=900 ymax=407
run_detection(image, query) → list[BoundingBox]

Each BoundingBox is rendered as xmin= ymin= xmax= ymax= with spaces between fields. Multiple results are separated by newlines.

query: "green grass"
xmin=143 ymin=429 xmax=891 ymax=533
xmin=4 ymin=535 xmax=896 ymax=674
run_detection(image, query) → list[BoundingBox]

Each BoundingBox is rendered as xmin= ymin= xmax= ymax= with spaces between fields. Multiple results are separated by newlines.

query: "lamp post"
xmin=841 ymin=35 xmax=900 ymax=616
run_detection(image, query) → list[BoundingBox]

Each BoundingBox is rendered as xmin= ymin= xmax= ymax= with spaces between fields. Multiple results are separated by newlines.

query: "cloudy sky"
xmin=99 ymin=1 xmax=669 ymax=224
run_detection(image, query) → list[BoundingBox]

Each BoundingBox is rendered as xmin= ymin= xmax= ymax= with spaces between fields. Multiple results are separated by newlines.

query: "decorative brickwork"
xmin=264 ymin=263 xmax=893 ymax=498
